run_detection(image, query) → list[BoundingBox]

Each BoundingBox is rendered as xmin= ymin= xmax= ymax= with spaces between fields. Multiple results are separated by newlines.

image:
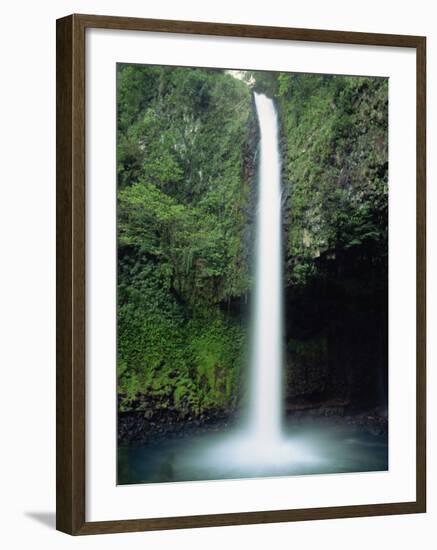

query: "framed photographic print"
xmin=56 ymin=14 xmax=426 ymax=535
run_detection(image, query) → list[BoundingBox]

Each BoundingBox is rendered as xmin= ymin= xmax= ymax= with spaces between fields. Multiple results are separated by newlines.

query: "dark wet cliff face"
xmin=270 ymin=73 xmax=389 ymax=414
xmin=284 ymin=245 xmax=388 ymax=413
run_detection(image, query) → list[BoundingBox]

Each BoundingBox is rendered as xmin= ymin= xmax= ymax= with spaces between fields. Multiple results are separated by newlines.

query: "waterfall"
xmin=249 ymin=93 xmax=283 ymax=444
xmin=187 ymin=92 xmax=319 ymax=475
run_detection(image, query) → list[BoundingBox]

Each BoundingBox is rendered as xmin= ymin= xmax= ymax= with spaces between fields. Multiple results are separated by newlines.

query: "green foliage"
xmin=117 ymin=64 xmax=388 ymax=417
xmin=117 ymin=64 xmax=254 ymax=413
xmin=118 ymin=181 xmax=251 ymax=305
xmin=117 ymin=294 xmax=246 ymax=413
xmin=273 ymin=73 xmax=388 ymax=286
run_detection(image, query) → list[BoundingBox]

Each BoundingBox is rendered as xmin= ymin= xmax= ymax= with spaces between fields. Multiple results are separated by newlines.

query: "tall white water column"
xmin=249 ymin=92 xmax=283 ymax=444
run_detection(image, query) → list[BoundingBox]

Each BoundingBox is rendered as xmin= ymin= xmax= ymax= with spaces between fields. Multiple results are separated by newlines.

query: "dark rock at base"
xmin=118 ymin=397 xmax=237 ymax=445
xmin=118 ymin=394 xmax=388 ymax=445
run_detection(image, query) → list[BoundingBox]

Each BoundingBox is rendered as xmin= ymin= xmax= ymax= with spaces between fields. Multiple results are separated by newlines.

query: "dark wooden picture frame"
xmin=56 ymin=13 xmax=426 ymax=535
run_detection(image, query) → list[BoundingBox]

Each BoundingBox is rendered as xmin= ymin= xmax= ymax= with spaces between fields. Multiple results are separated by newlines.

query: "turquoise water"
xmin=117 ymin=421 xmax=388 ymax=485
